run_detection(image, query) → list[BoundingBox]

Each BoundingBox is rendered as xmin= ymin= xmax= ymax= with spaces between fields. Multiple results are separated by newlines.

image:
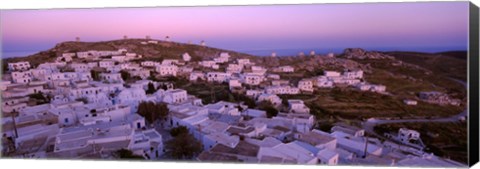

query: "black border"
xmin=469 ymin=2 xmax=479 ymax=167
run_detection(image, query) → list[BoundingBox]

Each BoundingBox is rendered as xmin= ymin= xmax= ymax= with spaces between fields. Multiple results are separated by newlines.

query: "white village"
xmin=0 ymin=38 xmax=466 ymax=167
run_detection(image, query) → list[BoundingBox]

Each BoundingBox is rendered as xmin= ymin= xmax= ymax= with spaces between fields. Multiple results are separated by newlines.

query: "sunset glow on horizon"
xmin=0 ymin=2 xmax=469 ymax=57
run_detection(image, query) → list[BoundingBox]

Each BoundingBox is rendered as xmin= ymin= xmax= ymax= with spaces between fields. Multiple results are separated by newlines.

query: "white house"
xmin=272 ymin=80 xmax=289 ymax=86
xmin=343 ymin=70 xmax=364 ymax=79
xmin=202 ymin=132 xmax=240 ymax=151
xmin=205 ymin=101 xmax=241 ymax=116
xmin=251 ymin=66 xmax=267 ymax=75
xmin=182 ymin=53 xmax=192 ymax=62
xmin=70 ymin=63 xmax=90 ymax=72
xmin=355 ymin=83 xmax=386 ymax=93
xmin=315 ymin=76 xmax=334 ymax=88
xmin=161 ymin=89 xmax=188 ymax=104
xmin=128 ymin=70 xmax=151 ymax=80
xmin=99 ymin=59 xmax=115 ymax=68
xmin=214 ymin=52 xmax=230 ymax=63
xmin=298 ymin=79 xmax=314 ymax=92
xmin=403 ymin=99 xmax=418 ymax=106
xmin=257 ymin=94 xmax=282 ymax=106
xmin=243 ymin=73 xmax=264 ymax=86
xmin=206 ymin=72 xmax=230 ymax=83
xmin=8 ymin=61 xmax=31 ymax=71
xmin=53 ymin=123 xmax=133 ymax=156
xmin=161 ymin=59 xmax=179 ymax=65
xmin=189 ymin=71 xmax=205 ymax=81
xmin=324 ymin=71 xmax=341 ymax=77
xmin=141 ymin=61 xmax=159 ymax=67
xmin=246 ymin=90 xmax=263 ymax=98
xmin=229 ymin=79 xmax=242 ymax=90
xmin=237 ymin=59 xmax=251 ymax=65
xmin=288 ymin=100 xmax=310 ymax=114
xmin=115 ymin=89 xmax=146 ymax=113
xmin=317 ymin=148 xmax=339 ymax=165
xmin=155 ymin=64 xmax=178 ymax=77
xmin=129 ymin=129 xmax=164 ymax=159
xmin=267 ymin=74 xmax=281 ymax=80
xmin=147 ymin=40 xmax=158 ymax=44
xmin=276 ymin=66 xmax=295 ymax=73
xmin=227 ymin=64 xmax=244 ymax=73
xmin=99 ymin=73 xmax=123 ymax=83
xmin=397 ymin=128 xmax=420 ymax=144
xmin=242 ymin=109 xmax=267 ymax=118
xmin=111 ymin=55 xmax=127 ymax=62
xmin=11 ymin=71 xmax=33 ymax=84
xmin=331 ymin=125 xmax=365 ymax=137
xmin=30 ymin=68 xmax=49 ymax=80
xmin=265 ymin=85 xmax=300 ymax=95
xmin=199 ymin=61 xmax=217 ymax=68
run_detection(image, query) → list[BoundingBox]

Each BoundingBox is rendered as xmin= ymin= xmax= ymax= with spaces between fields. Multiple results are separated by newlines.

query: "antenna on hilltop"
xmin=75 ymin=37 xmax=80 ymax=42
xmin=123 ymin=35 xmax=128 ymax=39
xmin=146 ymin=35 xmax=151 ymax=40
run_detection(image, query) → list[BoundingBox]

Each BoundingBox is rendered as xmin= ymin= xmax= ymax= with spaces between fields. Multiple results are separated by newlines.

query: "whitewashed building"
xmin=99 ymin=59 xmax=115 ymax=68
xmin=403 ymin=99 xmax=418 ymax=106
xmin=397 ymin=128 xmax=420 ymax=144
xmin=257 ymin=94 xmax=282 ymax=106
xmin=298 ymin=79 xmax=314 ymax=92
xmin=189 ymin=71 xmax=205 ymax=81
xmin=243 ymin=73 xmax=264 ymax=86
xmin=8 ymin=61 xmax=31 ymax=71
xmin=99 ymin=73 xmax=123 ymax=83
xmin=324 ymin=71 xmax=341 ymax=77
xmin=288 ymin=100 xmax=310 ymax=114
xmin=161 ymin=89 xmax=188 ymax=104
xmin=182 ymin=53 xmax=192 ymax=62
xmin=206 ymin=72 xmax=230 ymax=83
xmin=155 ymin=64 xmax=178 ymax=77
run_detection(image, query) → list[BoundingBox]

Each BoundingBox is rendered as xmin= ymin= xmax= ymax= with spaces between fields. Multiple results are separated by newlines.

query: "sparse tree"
xmin=114 ymin=149 xmax=144 ymax=159
xmin=146 ymin=82 xmax=157 ymax=94
xmin=170 ymin=126 xmax=189 ymax=137
xmin=136 ymin=101 xmax=169 ymax=125
xmin=258 ymin=101 xmax=279 ymax=118
xmin=165 ymin=132 xmax=202 ymax=159
xmin=120 ymin=70 xmax=131 ymax=81
xmin=90 ymin=70 xmax=101 ymax=81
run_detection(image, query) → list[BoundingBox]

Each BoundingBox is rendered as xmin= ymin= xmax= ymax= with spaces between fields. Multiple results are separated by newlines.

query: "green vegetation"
xmin=257 ymin=101 xmax=279 ymax=118
xmin=146 ymin=82 xmax=157 ymax=94
xmin=90 ymin=69 xmax=101 ymax=81
xmin=136 ymin=101 xmax=169 ymax=124
xmin=374 ymin=122 xmax=467 ymax=164
xmin=114 ymin=149 xmax=144 ymax=159
xmin=305 ymin=88 xmax=463 ymax=120
xmin=120 ymin=70 xmax=131 ymax=81
xmin=165 ymin=129 xmax=203 ymax=159
xmin=28 ymin=91 xmax=50 ymax=105
xmin=75 ymin=97 xmax=88 ymax=104
xmin=170 ymin=126 xmax=189 ymax=137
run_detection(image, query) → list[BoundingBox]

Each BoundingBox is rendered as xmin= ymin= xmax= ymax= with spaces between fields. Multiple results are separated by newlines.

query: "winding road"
xmin=362 ymin=78 xmax=468 ymax=135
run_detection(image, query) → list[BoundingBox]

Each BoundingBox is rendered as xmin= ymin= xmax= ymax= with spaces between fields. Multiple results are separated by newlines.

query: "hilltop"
xmin=2 ymin=39 xmax=259 ymax=69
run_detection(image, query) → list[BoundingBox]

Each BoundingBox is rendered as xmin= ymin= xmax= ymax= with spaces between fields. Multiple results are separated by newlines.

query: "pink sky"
xmin=0 ymin=2 xmax=469 ymax=55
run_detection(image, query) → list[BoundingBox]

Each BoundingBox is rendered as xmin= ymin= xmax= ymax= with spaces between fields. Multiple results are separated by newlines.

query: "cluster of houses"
xmin=418 ymin=91 xmax=461 ymax=106
xmin=0 ymin=45 xmax=463 ymax=167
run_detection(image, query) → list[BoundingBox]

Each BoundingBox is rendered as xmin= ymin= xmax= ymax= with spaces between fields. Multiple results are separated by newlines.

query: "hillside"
xmin=2 ymin=39 xmax=259 ymax=69
xmin=385 ymin=51 xmax=467 ymax=81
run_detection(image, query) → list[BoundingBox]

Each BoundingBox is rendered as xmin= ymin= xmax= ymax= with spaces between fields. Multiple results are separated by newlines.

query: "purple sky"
xmin=0 ymin=2 xmax=469 ymax=56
